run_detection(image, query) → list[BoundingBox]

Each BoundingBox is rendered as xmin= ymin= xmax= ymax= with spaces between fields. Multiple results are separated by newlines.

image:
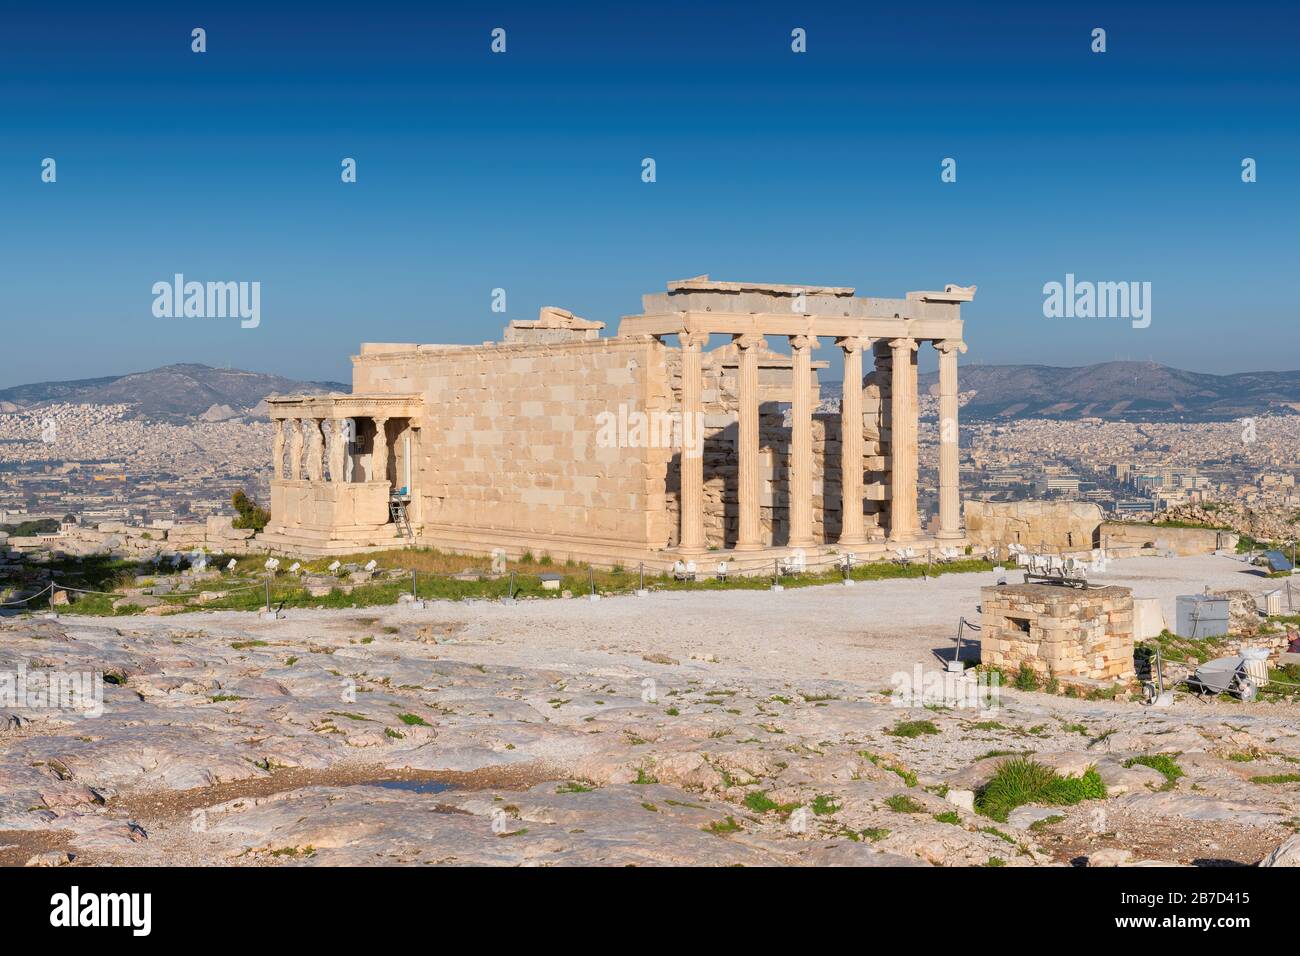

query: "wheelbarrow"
xmin=1185 ymin=655 xmax=1259 ymax=702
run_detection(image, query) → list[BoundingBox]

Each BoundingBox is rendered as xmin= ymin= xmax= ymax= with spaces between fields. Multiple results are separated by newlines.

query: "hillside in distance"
xmin=0 ymin=364 xmax=348 ymax=423
xmin=899 ymin=360 xmax=1300 ymax=422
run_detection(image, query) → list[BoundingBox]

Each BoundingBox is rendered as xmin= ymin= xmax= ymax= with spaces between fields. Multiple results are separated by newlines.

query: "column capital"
xmin=835 ymin=335 xmax=871 ymax=354
xmin=732 ymin=332 xmax=767 ymax=351
xmin=934 ymin=339 xmax=967 ymax=355
xmin=888 ymin=337 xmax=919 ymax=353
xmin=679 ymin=330 xmax=710 ymax=350
xmin=788 ymin=333 xmax=818 ymax=351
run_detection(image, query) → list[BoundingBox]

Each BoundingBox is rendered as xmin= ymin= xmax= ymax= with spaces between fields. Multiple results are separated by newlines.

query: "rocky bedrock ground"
xmin=3 ymin=563 xmax=1299 ymax=867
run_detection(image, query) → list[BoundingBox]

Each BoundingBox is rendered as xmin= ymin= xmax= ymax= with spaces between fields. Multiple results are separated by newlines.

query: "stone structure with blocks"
xmin=258 ymin=276 xmax=976 ymax=565
xmin=980 ymin=583 xmax=1136 ymax=685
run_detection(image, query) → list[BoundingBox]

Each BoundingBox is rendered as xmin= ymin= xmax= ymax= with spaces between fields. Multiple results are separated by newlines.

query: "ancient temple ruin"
xmin=259 ymin=276 xmax=975 ymax=566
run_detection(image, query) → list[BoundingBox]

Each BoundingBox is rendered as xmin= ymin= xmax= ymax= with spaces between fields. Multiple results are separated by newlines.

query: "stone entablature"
xmin=265 ymin=393 xmax=422 ymax=422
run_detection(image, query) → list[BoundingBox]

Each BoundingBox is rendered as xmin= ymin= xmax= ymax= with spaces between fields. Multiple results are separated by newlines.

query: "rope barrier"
xmin=0 ymin=583 xmax=53 ymax=606
xmin=1 ymin=550 xmax=1004 ymax=613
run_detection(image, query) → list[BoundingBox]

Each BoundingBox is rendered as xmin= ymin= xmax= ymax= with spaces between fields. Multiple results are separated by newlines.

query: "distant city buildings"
xmin=0 ymin=403 xmax=270 ymax=529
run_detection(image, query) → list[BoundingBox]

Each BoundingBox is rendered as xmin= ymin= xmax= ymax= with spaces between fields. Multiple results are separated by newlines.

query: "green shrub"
xmin=975 ymin=758 xmax=1106 ymax=822
xmin=885 ymin=794 xmax=925 ymax=814
xmin=231 ymin=489 xmax=270 ymax=531
xmin=886 ymin=719 xmax=940 ymax=739
xmin=1123 ymin=754 xmax=1183 ymax=789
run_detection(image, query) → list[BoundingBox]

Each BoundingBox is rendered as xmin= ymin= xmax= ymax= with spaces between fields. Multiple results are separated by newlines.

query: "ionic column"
xmin=288 ymin=418 xmax=304 ymax=480
xmin=888 ymin=337 xmax=919 ymax=542
xmin=936 ymin=339 xmax=967 ymax=539
xmin=272 ymin=419 xmax=285 ymax=480
xmin=787 ymin=333 xmax=816 ymax=548
xmin=305 ymin=419 xmax=325 ymax=482
xmin=733 ymin=333 xmax=765 ymax=550
xmin=678 ymin=331 xmax=708 ymax=553
xmin=373 ymin=416 xmax=390 ymax=486
xmin=837 ymin=337 xmax=870 ymax=546
xmin=327 ymin=418 xmax=346 ymax=483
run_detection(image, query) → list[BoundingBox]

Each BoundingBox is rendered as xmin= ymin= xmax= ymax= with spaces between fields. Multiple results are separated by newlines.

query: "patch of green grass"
xmin=384 ymin=727 xmax=404 ymax=739
xmin=985 ymin=857 xmax=1006 ymax=867
xmin=46 ymin=551 xmax=1006 ymax=616
xmin=981 ymin=825 xmax=1017 ymax=844
xmin=974 ymin=758 xmax=1106 ymax=823
xmin=268 ymin=845 xmax=316 ymax=858
xmin=231 ymin=640 xmax=269 ymax=650
xmin=1028 ymin=814 xmax=1066 ymax=833
xmin=858 ymin=751 xmax=918 ymax=787
xmin=1123 ymin=754 xmax=1184 ymax=790
xmin=705 ymin=815 xmax=742 ymax=835
xmin=885 ymin=794 xmax=925 ymax=814
xmin=743 ymin=790 xmax=797 ymax=814
xmin=634 ymin=767 xmax=657 ymax=785
xmin=1250 ymin=773 xmax=1300 ymax=785
xmin=885 ymin=719 xmax=940 ymax=739
xmin=207 ymin=694 xmax=245 ymax=702
xmin=396 ymin=713 xmax=430 ymax=727
xmin=975 ymin=749 xmax=1023 ymax=761
xmin=933 ymin=810 xmax=962 ymax=825
xmin=556 ymin=780 xmax=596 ymax=794
xmin=858 ymin=827 xmax=890 ymax=842
xmin=810 ymin=794 xmax=841 ymax=816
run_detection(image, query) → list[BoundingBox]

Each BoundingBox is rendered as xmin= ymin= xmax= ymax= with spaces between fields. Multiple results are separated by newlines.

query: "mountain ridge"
xmin=0 ymin=364 xmax=349 ymax=423
xmin=816 ymin=360 xmax=1300 ymax=422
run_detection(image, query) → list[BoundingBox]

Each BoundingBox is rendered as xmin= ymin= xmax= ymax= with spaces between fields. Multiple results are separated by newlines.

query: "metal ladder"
xmin=388 ymin=495 xmax=414 ymax=544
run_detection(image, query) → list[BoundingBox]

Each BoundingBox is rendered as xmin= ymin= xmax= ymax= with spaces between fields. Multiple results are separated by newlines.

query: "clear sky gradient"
xmin=1 ymin=0 xmax=1296 ymax=388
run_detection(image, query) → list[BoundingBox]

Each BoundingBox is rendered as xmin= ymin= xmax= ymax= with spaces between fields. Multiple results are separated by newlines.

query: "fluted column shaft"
xmin=837 ymin=337 xmax=869 ymax=546
xmin=787 ymin=334 xmax=816 ymax=548
xmin=936 ymin=339 xmax=966 ymax=539
xmin=678 ymin=331 xmax=708 ymax=552
xmin=888 ymin=337 xmax=919 ymax=542
xmin=734 ymin=334 xmax=765 ymax=550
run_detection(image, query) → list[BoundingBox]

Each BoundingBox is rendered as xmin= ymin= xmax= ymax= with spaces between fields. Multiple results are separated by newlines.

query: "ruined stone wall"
xmin=352 ymin=337 xmax=669 ymax=557
xmin=965 ymin=500 xmax=1103 ymax=553
xmin=662 ymin=344 xmax=887 ymax=549
xmin=1100 ymin=521 xmax=1230 ymax=556
xmin=980 ymin=583 xmax=1135 ymax=684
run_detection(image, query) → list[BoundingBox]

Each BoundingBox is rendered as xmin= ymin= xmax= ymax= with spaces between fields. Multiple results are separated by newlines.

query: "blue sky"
xmin=1 ymin=0 xmax=1296 ymax=387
